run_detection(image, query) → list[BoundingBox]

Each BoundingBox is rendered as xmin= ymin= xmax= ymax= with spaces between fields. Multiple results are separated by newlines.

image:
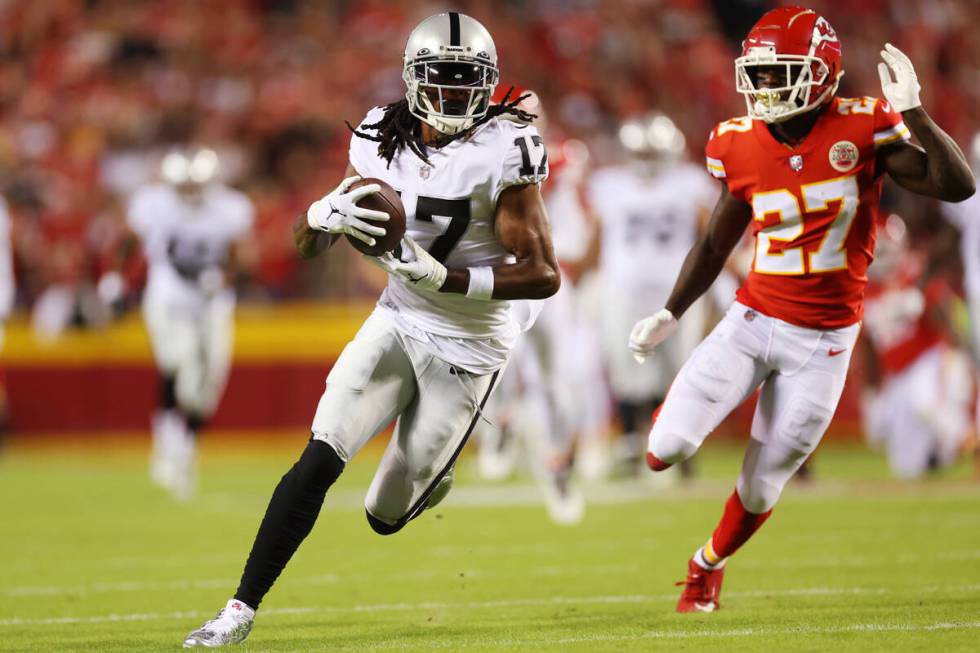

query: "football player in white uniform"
xmin=0 ymin=195 xmax=13 ymax=439
xmin=183 ymin=13 xmax=559 ymax=647
xmin=121 ymin=148 xmax=254 ymax=500
xmin=941 ymin=134 xmax=980 ymax=445
xmin=478 ymin=125 xmax=597 ymax=524
xmin=589 ymin=112 xmax=716 ymax=474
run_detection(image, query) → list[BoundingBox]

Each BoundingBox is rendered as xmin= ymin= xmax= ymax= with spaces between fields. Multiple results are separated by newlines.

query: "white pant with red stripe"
xmin=648 ymin=301 xmax=860 ymax=513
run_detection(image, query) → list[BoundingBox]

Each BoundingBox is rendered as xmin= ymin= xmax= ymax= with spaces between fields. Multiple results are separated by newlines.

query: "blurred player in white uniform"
xmin=0 ymin=196 xmax=14 ymax=437
xmin=122 ymin=148 xmax=254 ymax=500
xmin=861 ymin=216 xmax=972 ymax=477
xmin=476 ymin=90 xmax=600 ymax=523
xmin=478 ymin=120 xmax=599 ymax=524
xmin=589 ymin=113 xmax=716 ymax=472
xmin=942 ymin=133 xmax=980 ymax=451
xmin=184 ymin=13 xmax=560 ymax=647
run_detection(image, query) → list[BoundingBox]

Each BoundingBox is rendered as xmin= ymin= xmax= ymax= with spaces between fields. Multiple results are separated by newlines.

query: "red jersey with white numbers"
xmin=705 ymin=96 xmax=910 ymax=329
xmin=864 ymin=273 xmax=949 ymax=377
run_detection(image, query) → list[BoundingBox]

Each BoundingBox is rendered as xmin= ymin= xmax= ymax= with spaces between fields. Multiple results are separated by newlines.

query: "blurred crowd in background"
xmin=1 ymin=0 xmax=977 ymax=321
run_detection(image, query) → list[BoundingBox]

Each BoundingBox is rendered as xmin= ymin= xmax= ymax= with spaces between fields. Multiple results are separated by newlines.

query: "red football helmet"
xmin=735 ymin=6 xmax=843 ymax=123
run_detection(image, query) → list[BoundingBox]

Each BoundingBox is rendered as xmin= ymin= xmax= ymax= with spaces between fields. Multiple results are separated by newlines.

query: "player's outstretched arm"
xmin=876 ymin=44 xmax=975 ymax=202
xmin=629 ymin=184 xmax=750 ymax=361
xmin=664 ymin=184 xmax=752 ymax=319
xmin=440 ymin=183 xmax=561 ymax=300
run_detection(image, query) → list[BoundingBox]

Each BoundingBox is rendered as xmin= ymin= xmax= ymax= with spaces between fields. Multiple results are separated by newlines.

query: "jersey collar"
xmin=751 ymin=99 xmax=836 ymax=158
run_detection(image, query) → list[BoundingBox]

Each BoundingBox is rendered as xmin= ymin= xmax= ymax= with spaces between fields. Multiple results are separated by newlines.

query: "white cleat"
xmin=150 ymin=411 xmax=179 ymax=489
xmin=540 ymin=468 xmax=585 ymax=526
xmin=168 ymin=427 xmax=198 ymax=502
xmin=183 ymin=599 xmax=255 ymax=648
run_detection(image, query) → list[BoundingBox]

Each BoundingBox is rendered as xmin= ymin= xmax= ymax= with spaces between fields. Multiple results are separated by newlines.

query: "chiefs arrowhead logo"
xmin=814 ymin=16 xmax=838 ymax=42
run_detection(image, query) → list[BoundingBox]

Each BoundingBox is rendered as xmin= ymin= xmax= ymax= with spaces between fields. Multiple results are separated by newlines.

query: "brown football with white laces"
xmin=345 ymin=177 xmax=406 ymax=256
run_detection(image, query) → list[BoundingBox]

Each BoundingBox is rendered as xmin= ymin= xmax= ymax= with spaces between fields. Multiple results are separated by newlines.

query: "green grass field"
xmin=2 ymin=436 xmax=979 ymax=652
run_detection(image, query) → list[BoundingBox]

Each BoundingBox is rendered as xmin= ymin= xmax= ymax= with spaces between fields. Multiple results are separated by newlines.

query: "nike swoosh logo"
xmin=693 ymin=601 xmax=716 ymax=612
xmin=828 ymin=348 xmax=847 ymax=357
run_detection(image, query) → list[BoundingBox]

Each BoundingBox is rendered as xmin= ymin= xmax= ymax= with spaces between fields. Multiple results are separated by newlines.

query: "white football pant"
xmin=649 ymin=301 xmax=860 ymax=513
xmin=143 ymin=287 xmax=234 ymax=419
xmin=312 ymin=310 xmax=500 ymax=528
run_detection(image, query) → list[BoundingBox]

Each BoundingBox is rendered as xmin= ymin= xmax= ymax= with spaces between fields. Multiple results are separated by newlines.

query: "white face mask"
xmin=735 ymin=49 xmax=839 ymax=123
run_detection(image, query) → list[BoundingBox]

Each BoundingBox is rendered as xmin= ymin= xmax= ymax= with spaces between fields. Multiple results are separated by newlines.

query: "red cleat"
xmin=675 ymin=557 xmax=725 ymax=613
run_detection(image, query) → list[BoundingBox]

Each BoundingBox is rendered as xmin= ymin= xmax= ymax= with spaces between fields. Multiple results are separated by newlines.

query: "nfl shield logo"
xmin=419 ymin=165 xmax=431 ymax=180
xmin=789 ymin=155 xmax=803 ymax=171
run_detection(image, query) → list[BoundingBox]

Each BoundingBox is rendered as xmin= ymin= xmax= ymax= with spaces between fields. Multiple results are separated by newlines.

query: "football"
xmin=346 ymin=177 xmax=406 ymax=256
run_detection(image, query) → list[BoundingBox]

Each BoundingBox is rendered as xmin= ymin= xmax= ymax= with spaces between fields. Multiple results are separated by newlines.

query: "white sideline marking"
xmin=3 ymin=564 xmax=640 ymax=597
xmin=3 ymin=584 xmax=980 ymax=628
xmin=367 ymin=621 xmax=980 ymax=649
xmin=6 ymin=557 xmax=980 ymax=598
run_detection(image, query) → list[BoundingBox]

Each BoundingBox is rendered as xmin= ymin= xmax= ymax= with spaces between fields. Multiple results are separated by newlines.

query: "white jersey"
xmin=589 ymin=162 xmax=714 ymax=305
xmin=128 ymin=183 xmax=254 ymax=304
xmin=0 ymin=196 xmax=13 ymax=321
xmin=943 ymin=191 xmax=980 ymax=300
xmin=349 ymin=106 xmax=549 ymax=373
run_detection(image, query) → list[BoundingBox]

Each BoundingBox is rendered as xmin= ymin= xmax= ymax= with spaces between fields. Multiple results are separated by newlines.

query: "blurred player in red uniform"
xmin=861 ymin=216 xmax=972 ymax=478
xmin=628 ymin=6 xmax=975 ymax=612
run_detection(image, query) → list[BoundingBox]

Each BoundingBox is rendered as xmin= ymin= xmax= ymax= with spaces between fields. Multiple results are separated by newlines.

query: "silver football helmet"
xmin=161 ymin=147 xmax=219 ymax=202
xmin=619 ymin=111 xmax=686 ymax=160
xmin=618 ymin=112 xmax=686 ymax=173
xmin=161 ymin=147 xmax=219 ymax=185
xmin=403 ymin=12 xmax=499 ymax=135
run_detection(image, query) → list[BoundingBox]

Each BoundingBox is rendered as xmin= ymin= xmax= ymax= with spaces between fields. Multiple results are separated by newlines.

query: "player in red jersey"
xmin=861 ymin=216 xmax=971 ymax=478
xmin=628 ymin=6 xmax=975 ymax=613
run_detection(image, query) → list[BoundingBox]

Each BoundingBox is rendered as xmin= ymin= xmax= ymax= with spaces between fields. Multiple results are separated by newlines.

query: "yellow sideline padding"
xmin=2 ymin=302 xmax=375 ymax=366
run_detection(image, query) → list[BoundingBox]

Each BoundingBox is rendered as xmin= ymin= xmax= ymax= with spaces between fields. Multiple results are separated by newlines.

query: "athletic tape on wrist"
xmin=466 ymin=266 xmax=495 ymax=300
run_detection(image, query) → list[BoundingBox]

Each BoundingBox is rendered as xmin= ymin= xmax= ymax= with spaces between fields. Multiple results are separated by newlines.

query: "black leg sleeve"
xmin=234 ymin=438 xmax=344 ymax=609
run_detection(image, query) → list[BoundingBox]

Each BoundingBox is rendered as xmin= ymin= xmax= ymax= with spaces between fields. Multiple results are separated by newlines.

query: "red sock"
xmin=710 ymin=490 xmax=772 ymax=559
xmin=646 ymin=452 xmax=671 ymax=471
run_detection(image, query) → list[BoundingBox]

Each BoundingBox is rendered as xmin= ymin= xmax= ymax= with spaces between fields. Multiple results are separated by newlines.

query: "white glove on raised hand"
xmin=306 ymin=175 xmax=389 ymax=247
xmin=628 ymin=308 xmax=679 ymax=363
xmin=367 ymin=236 xmax=447 ymax=292
xmin=878 ymin=43 xmax=920 ymax=113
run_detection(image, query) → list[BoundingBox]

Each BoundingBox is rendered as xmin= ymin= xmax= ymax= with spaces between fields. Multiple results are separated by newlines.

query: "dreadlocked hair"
xmin=346 ymin=87 xmax=538 ymax=168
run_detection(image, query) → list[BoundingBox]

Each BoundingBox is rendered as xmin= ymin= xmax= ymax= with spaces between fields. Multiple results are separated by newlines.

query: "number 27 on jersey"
xmin=752 ymin=176 xmax=859 ymax=275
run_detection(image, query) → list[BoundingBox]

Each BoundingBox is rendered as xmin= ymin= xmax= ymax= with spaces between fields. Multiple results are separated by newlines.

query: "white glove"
xmin=877 ymin=43 xmax=920 ymax=113
xmin=628 ymin=308 xmax=679 ymax=363
xmin=367 ymin=237 xmax=447 ymax=292
xmin=306 ymin=175 xmax=389 ymax=247
xmin=96 ymin=271 xmax=125 ymax=306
